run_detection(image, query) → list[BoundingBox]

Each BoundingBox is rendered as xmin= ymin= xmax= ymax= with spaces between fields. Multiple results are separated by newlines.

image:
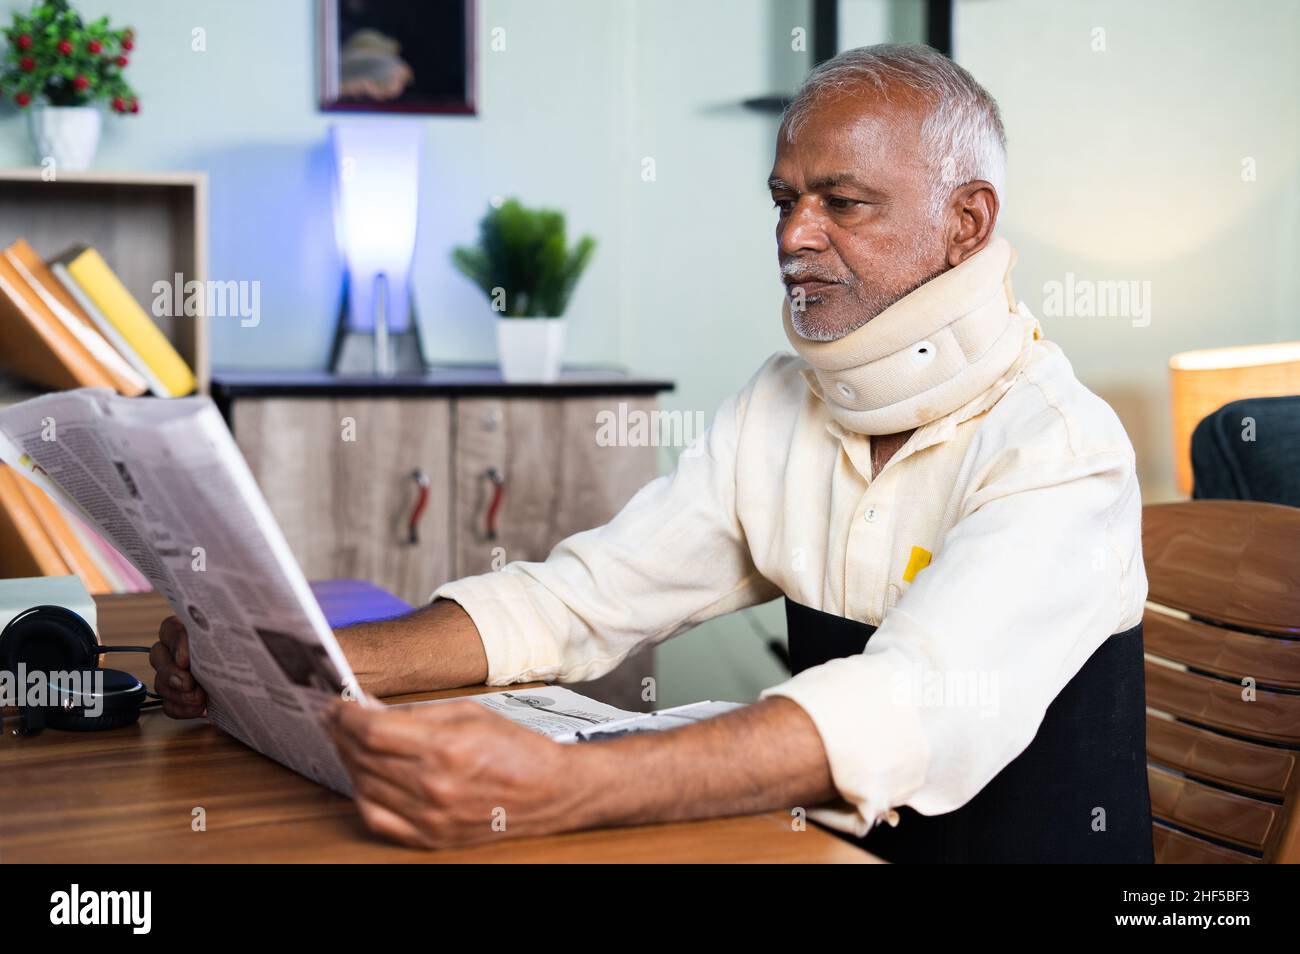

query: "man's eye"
xmin=772 ymin=197 xmax=794 ymax=212
xmin=827 ymin=196 xmax=860 ymax=210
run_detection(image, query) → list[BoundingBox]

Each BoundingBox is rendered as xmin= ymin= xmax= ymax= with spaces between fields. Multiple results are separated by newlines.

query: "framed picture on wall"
xmin=319 ymin=0 xmax=476 ymax=114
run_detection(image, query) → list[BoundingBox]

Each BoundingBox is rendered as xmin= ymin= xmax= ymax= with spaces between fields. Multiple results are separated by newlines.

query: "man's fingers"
xmin=150 ymin=655 xmax=197 ymax=696
xmin=157 ymin=616 xmax=190 ymax=668
xmin=160 ymin=697 xmax=206 ymax=720
xmin=149 ymin=643 xmax=196 ymax=690
xmin=153 ymin=671 xmax=206 ymax=708
xmin=354 ymin=795 xmax=434 ymax=849
xmin=336 ymin=739 xmax=447 ymax=848
xmin=147 ymin=640 xmax=172 ymax=673
xmin=331 ymin=725 xmax=433 ymax=803
xmin=151 ymin=655 xmax=206 ymax=707
xmin=150 ymin=616 xmax=209 ymax=719
xmin=328 ymin=703 xmax=450 ymax=759
xmin=341 ymin=746 xmax=433 ymax=816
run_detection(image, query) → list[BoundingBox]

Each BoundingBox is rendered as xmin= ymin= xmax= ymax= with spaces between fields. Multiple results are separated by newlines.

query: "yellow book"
xmin=61 ymin=246 xmax=196 ymax=397
xmin=6 ymin=238 xmax=147 ymax=396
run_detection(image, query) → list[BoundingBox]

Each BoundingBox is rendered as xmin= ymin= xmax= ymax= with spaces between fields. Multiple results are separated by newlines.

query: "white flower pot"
xmin=28 ymin=105 xmax=102 ymax=172
xmin=496 ymin=317 xmax=566 ymax=383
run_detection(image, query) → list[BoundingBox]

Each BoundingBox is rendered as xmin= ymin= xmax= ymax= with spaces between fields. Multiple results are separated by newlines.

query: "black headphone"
xmin=0 ymin=604 xmax=154 ymax=733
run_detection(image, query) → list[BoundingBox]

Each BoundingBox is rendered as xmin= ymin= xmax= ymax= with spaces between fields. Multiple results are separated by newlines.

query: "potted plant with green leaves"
xmin=452 ymin=198 xmax=596 ymax=383
xmin=1 ymin=0 xmax=139 ymax=172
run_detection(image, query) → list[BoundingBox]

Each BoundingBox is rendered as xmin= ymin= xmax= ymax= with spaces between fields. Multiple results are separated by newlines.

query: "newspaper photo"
xmin=0 ymin=388 xmax=368 ymax=795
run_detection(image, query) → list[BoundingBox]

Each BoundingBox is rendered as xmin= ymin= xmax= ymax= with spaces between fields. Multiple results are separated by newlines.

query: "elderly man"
xmin=152 ymin=44 xmax=1152 ymax=863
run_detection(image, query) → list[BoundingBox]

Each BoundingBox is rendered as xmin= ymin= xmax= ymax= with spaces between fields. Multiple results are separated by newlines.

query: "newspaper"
xmin=0 ymin=388 xmax=367 ymax=794
xmin=406 ymin=686 xmax=742 ymax=743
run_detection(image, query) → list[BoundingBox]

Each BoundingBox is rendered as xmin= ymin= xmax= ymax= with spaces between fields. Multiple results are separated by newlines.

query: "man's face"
xmin=770 ymin=87 xmax=950 ymax=341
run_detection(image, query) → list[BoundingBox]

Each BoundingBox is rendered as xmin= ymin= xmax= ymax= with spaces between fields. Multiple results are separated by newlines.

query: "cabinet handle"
xmin=407 ymin=469 xmax=430 ymax=544
xmin=484 ymin=467 xmax=506 ymax=541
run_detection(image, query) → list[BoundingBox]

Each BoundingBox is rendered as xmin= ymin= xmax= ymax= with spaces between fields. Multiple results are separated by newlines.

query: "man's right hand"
xmin=150 ymin=615 xmax=208 ymax=719
xmin=147 ymin=599 xmax=488 ymax=718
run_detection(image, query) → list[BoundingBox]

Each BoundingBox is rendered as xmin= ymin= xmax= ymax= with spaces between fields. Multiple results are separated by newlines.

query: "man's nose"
xmin=778 ymin=197 xmax=830 ymax=256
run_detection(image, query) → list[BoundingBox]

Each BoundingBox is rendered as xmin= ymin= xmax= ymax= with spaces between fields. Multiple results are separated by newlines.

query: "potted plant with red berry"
xmin=1 ymin=1 xmax=138 ymax=171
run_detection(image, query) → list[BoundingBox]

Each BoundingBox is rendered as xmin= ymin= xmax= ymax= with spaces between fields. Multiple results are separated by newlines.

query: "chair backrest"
xmin=1142 ymin=500 xmax=1300 ymax=863
xmin=1191 ymin=396 xmax=1300 ymax=508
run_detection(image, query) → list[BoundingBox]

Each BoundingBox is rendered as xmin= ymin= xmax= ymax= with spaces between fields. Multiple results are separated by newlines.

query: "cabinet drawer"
xmin=452 ymin=396 xmax=658 ymax=575
xmin=231 ymin=397 xmax=452 ymax=605
xmin=453 ymin=396 xmax=660 ymax=711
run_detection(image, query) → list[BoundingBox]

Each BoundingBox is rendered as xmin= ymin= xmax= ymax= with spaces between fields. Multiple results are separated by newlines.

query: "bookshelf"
xmin=0 ymin=170 xmax=208 ymax=595
xmin=0 ymin=169 xmax=209 ymax=397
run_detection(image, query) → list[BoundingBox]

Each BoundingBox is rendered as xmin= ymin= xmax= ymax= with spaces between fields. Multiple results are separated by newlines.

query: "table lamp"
xmin=1168 ymin=341 xmax=1300 ymax=496
xmin=328 ymin=122 xmax=426 ymax=376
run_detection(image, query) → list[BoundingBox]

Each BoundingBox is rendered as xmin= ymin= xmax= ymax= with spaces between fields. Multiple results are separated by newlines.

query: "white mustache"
xmin=780 ymin=261 xmax=847 ymax=284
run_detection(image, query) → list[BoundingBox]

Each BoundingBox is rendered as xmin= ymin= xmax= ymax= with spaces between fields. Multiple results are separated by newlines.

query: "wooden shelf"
xmin=0 ymin=168 xmax=206 ymax=187
xmin=211 ymin=365 xmax=676 ymax=403
xmin=0 ymin=168 xmax=209 ymax=392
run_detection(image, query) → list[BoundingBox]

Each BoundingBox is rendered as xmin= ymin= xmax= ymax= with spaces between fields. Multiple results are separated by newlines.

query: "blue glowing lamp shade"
xmin=329 ymin=122 xmax=425 ymax=375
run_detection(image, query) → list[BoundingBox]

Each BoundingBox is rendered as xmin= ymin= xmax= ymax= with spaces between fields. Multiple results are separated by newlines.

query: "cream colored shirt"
xmin=433 ymin=305 xmax=1147 ymax=837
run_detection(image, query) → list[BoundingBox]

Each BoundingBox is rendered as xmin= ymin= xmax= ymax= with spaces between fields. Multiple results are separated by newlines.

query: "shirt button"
xmin=836 ymin=382 xmax=855 ymax=401
xmin=864 ymin=507 xmax=878 ymax=522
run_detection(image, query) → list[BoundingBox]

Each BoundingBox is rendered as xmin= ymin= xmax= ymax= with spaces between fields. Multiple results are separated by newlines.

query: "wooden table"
xmin=0 ymin=587 xmax=877 ymax=863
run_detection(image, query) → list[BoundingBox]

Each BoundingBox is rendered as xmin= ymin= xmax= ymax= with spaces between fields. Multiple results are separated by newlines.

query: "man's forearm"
xmin=335 ymin=603 xmax=841 ymax=830
xmin=569 ymin=696 xmax=839 ymax=827
xmin=336 ymin=599 xmax=488 ymax=697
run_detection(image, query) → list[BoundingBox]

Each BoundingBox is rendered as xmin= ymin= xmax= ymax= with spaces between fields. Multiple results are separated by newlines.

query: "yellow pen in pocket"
xmin=902 ymin=545 xmax=932 ymax=584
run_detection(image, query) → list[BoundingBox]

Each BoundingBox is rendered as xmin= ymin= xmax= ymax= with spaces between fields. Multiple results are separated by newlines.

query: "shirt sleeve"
xmin=431 ymin=361 xmax=783 ymax=686
xmin=761 ymin=444 xmax=1145 ymax=837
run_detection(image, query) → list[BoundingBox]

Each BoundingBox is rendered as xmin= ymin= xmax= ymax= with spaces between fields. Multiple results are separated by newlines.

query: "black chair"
xmin=1191 ymin=396 xmax=1300 ymax=508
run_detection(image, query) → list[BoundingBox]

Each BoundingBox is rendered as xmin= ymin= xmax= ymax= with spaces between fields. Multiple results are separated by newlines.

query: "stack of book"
xmin=0 ymin=462 xmax=149 ymax=594
xmin=0 ymin=238 xmax=195 ymax=398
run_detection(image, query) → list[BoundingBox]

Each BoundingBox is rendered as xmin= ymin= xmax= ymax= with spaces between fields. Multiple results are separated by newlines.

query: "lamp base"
xmin=330 ymin=328 xmax=427 ymax=376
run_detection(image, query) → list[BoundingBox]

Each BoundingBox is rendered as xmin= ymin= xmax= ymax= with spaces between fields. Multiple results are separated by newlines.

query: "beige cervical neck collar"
xmin=783 ymin=236 xmax=1036 ymax=436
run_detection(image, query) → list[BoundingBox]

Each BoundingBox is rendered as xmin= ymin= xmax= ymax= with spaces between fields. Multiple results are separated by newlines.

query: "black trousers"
xmin=785 ymin=599 xmax=1154 ymax=864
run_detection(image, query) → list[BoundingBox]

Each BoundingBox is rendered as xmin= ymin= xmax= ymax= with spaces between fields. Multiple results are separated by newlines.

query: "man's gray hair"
xmin=781 ymin=43 xmax=1007 ymax=219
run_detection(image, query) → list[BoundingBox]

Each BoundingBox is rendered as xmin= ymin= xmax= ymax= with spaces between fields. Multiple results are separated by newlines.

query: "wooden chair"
xmin=1143 ymin=500 xmax=1300 ymax=863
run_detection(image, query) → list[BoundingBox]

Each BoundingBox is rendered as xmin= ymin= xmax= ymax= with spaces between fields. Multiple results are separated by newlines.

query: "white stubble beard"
xmin=787 ymin=231 xmax=948 ymax=342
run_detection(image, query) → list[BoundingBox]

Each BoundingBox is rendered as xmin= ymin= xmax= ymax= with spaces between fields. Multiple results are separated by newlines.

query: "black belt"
xmin=785 ymin=598 xmax=1154 ymax=863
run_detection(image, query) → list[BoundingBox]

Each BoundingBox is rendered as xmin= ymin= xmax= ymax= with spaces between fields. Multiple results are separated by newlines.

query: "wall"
xmin=0 ymin=0 xmax=634 ymax=370
xmin=957 ymin=0 xmax=1300 ymax=501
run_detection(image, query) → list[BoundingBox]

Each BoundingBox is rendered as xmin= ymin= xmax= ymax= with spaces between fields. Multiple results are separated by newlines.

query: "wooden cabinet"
xmin=216 ymin=370 xmax=672 ymax=710
xmin=452 ymin=396 xmax=657 ymax=576
xmin=231 ymin=396 xmax=453 ymax=602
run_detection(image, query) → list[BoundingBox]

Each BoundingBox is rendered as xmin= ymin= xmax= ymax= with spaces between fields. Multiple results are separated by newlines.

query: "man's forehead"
xmin=772 ymin=88 xmax=927 ymax=182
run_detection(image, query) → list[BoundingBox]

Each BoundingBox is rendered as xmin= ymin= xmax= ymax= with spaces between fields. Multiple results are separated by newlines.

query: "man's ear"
xmin=944 ymin=180 xmax=999 ymax=267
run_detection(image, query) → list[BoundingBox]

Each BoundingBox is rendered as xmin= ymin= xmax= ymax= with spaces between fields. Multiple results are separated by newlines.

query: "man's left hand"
xmin=324 ymin=699 xmax=594 ymax=850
